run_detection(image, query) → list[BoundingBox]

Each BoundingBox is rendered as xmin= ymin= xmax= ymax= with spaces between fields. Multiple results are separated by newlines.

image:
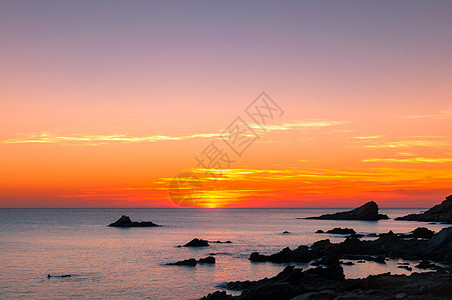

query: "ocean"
xmin=0 ymin=208 xmax=449 ymax=299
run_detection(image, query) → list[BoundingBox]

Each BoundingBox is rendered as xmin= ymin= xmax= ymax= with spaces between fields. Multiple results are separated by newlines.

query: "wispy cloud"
xmin=0 ymin=132 xmax=223 ymax=145
xmin=403 ymin=109 xmax=452 ymax=120
xmin=252 ymin=120 xmax=347 ymax=132
xmin=364 ymin=140 xmax=450 ymax=149
xmin=1 ymin=119 xmax=346 ymax=145
xmin=353 ymin=135 xmax=383 ymax=140
xmin=158 ymin=166 xmax=452 ymax=194
xmin=395 ymin=152 xmax=415 ymax=156
xmin=363 ymin=157 xmax=452 ymax=163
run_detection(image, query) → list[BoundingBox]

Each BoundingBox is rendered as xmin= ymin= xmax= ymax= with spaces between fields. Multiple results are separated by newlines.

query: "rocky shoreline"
xmin=201 ymin=226 xmax=452 ymax=299
xmin=202 ymin=265 xmax=452 ymax=300
xmin=396 ymin=195 xmax=452 ymax=223
xmin=200 ymin=196 xmax=452 ymax=300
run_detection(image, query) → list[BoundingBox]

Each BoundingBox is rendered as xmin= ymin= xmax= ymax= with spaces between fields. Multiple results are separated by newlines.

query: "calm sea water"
xmin=0 ymin=208 xmax=450 ymax=299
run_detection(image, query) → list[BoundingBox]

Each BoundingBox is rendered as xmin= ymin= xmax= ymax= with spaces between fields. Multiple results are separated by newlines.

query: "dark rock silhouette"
xmin=310 ymin=254 xmax=341 ymax=267
xmin=213 ymin=240 xmax=232 ymax=244
xmin=415 ymin=260 xmax=443 ymax=271
xmin=315 ymin=229 xmax=324 ymax=233
xmin=375 ymin=228 xmax=435 ymax=239
xmin=167 ymin=258 xmax=197 ymax=266
xmin=305 ymin=201 xmax=389 ymax=220
xmin=47 ymin=274 xmax=71 ymax=278
xmin=108 ymin=215 xmax=159 ymax=227
xmin=202 ymin=263 xmax=452 ymax=299
xmin=325 ymin=227 xmax=356 ymax=235
xmin=167 ymin=256 xmax=215 ymax=266
xmin=411 ymin=227 xmax=434 ymax=239
xmin=396 ymin=195 xmax=452 ymax=223
xmin=198 ymin=256 xmax=216 ymax=264
xmin=202 ymin=227 xmax=452 ymax=299
xmin=184 ymin=238 xmax=209 ymax=247
xmin=249 ymin=227 xmax=452 ymax=264
xmin=397 ymin=265 xmax=412 ymax=271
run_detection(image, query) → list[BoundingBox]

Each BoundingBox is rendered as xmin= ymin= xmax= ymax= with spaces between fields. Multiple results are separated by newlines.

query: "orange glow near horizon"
xmin=1 ymin=1 xmax=452 ymax=208
xmin=1 ymin=116 xmax=451 ymax=208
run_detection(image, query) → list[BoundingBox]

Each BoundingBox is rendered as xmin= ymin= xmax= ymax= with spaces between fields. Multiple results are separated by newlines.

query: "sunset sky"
xmin=1 ymin=1 xmax=451 ymax=208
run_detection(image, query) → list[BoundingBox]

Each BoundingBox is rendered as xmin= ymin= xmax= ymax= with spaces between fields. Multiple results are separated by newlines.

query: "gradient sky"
xmin=1 ymin=1 xmax=451 ymax=208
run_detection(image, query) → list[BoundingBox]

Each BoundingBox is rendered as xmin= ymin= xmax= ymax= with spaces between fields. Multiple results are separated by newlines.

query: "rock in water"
xmin=198 ymin=256 xmax=216 ymax=264
xmin=166 ymin=258 xmax=197 ymax=266
xmin=326 ymin=228 xmax=356 ymax=235
xmin=167 ymin=256 xmax=215 ymax=266
xmin=183 ymin=238 xmax=209 ymax=247
xmin=108 ymin=215 xmax=160 ymax=227
xmin=306 ymin=201 xmax=389 ymax=220
xmin=396 ymin=195 xmax=452 ymax=223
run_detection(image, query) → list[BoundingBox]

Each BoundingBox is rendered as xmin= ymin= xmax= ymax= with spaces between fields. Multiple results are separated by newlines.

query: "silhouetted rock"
xmin=396 ymin=195 xmax=452 ymax=223
xmin=397 ymin=265 xmax=412 ymax=271
xmin=249 ymin=226 xmax=452 ymax=265
xmin=282 ymin=231 xmax=290 ymax=234
xmin=202 ymin=265 xmax=452 ymax=299
xmin=167 ymin=256 xmax=216 ymax=266
xmin=108 ymin=215 xmax=160 ymax=227
xmin=315 ymin=229 xmax=324 ymax=233
xmin=218 ymin=265 xmax=346 ymax=300
xmin=415 ymin=260 xmax=439 ymax=270
xmin=167 ymin=258 xmax=197 ymax=266
xmin=47 ymin=274 xmax=71 ymax=278
xmin=201 ymin=291 xmax=234 ymax=300
xmin=306 ymin=201 xmax=389 ymax=220
xmin=379 ymin=230 xmax=395 ymax=237
xmin=310 ymin=254 xmax=340 ymax=267
xmin=411 ymin=227 xmax=434 ymax=239
xmin=250 ymin=245 xmax=313 ymax=263
xmin=213 ymin=240 xmax=232 ymax=244
xmin=198 ymin=256 xmax=216 ymax=264
xmin=326 ymin=227 xmax=356 ymax=235
xmin=184 ymin=238 xmax=209 ymax=247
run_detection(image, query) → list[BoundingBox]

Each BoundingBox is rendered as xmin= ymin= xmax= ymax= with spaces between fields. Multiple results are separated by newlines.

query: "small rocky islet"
xmin=108 ymin=215 xmax=160 ymax=227
xmin=304 ymin=201 xmax=389 ymax=220
xmin=167 ymin=256 xmax=216 ymax=266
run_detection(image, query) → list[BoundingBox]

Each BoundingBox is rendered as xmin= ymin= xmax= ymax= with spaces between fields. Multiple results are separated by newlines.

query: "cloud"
xmin=353 ymin=135 xmax=383 ymax=140
xmin=363 ymin=157 xmax=452 ymax=163
xmin=0 ymin=132 xmax=223 ymax=145
xmin=403 ymin=109 xmax=452 ymax=120
xmin=252 ymin=120 xmax=347 ymax=132
xmin=364 ymin=140 xmax=450 ymax=148
xmin=1 ymin=119 xmax=347 ymax=145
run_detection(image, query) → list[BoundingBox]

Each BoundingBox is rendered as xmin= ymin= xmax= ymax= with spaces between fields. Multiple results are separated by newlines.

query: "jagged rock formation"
xmin=396 ymin=195 xmax=452 ymax=223
xmin=305 ymin=201 xmax=389 ymax=221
